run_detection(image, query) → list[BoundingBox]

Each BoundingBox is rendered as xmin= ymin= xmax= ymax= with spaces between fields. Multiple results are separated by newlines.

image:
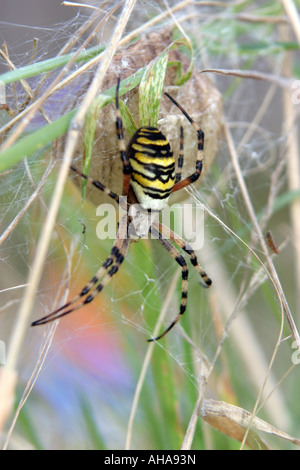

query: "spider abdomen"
xmin=127 ymin=127 xmax=175 ymax=210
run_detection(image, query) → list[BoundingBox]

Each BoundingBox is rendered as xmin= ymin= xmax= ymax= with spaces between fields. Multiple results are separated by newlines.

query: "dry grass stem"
xmin=223 ymin=122 xmax=299 ymax=349
xmin=281 ymin=0 xmax=300 ymax=46
xmin=188 ymin=193 xmax=290 ymax=427
xmin=2 ymin=321 xmax=58 ymax=450
xmin=239 ymin=303 xmax=285 ymax=449
xmin=0 ymin=159 xmax=56 ymax=246
xmin=281 ymin=25 xmax=300 ymax=317
xmin=0 ymin=0 xmax=191 ymax=137
xmin=0 ymin=0 xmax=298 ymax=450
xmin=0 ymin=3 xmax=122 ymax=151
xmin=125 ymin=269 xmax=180 ymax=450
xmin=201 ymin=68 xmax=293 ymax=89
xmin=0 ymin=0 xmax=137 ymax=434
xmin=236 ymin=83 xmax=279 ymax=153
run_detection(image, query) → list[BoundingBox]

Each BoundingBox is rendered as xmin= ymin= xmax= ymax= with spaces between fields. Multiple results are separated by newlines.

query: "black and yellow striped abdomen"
xmin=127 ymin=127 xmax=175 ymax=210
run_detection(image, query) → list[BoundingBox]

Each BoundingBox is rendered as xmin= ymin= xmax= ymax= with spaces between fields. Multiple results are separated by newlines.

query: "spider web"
xmin=0 ymin=0 xmax=299 ymax=451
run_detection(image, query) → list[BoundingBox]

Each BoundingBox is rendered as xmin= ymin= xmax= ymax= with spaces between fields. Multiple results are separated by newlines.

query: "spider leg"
xmin=115 ymin=76 xmax=131 ymax=197
xmin=147 ymin=225 xmax=189 ymax=342
xmin=32 ymin=236 xmax=130 ymax=326
xmin=156 ymin=221 xmax=212 ymax=288
xmin=164 ymin=92 xmax=204 ymax=193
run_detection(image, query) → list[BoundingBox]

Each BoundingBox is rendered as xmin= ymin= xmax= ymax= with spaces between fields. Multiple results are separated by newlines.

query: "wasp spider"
xmin=32 ymin=78 xmax=212 ymax=341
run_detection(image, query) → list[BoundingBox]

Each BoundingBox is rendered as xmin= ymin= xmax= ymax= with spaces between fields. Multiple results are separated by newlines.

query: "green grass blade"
xmin=118 ymin=99 xmax=138 ymax=137
xmin=0 ymin=70 xmax=144 ymax=174
xmin=0 ymin=109 xmax=77 ymax=172
xmin=0 ymin=44 xmax=105 ymax=85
